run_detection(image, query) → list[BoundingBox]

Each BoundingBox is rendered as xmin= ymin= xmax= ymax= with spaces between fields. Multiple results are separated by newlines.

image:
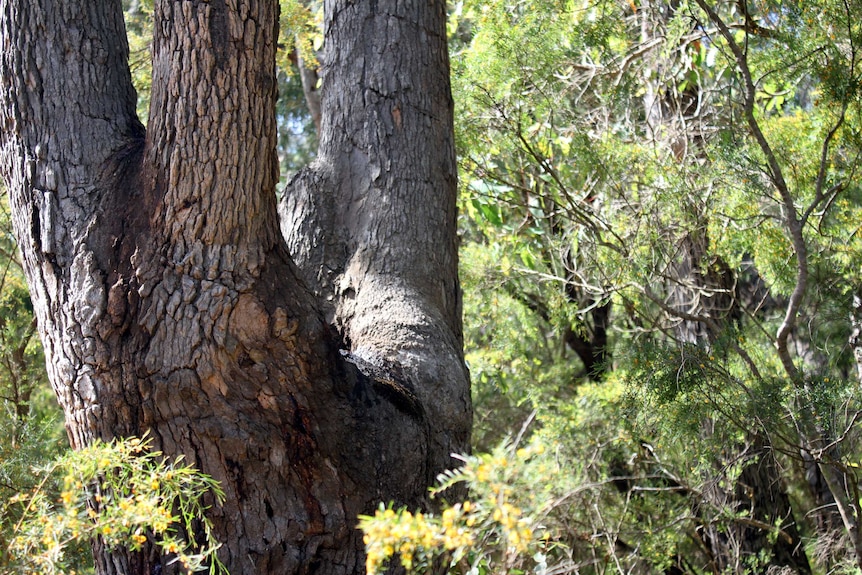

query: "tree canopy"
xmin=451 ymin=0 xmax=862 ymax=572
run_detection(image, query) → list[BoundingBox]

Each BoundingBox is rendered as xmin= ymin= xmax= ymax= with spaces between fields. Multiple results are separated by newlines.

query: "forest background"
xmin=3 ymin=0 xmax=862 ymax=574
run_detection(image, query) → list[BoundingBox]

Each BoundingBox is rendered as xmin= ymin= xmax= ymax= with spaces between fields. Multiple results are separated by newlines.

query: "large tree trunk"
xmin=0 ymin=1 xmax=470 ymax=574
xmin=280 ymin=0 xmax=471 ymax=477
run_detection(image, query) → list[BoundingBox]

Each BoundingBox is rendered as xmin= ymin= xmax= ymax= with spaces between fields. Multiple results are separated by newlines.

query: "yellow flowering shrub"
xmin=359 ymin=440 xmax=559 ymax=575
xmin=3 ymin=434 xmax=227 ymax=575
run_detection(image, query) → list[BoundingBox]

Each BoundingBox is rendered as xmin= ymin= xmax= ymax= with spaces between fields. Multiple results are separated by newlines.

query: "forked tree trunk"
xmin=0 ymin=0 xmax=470 ymax=574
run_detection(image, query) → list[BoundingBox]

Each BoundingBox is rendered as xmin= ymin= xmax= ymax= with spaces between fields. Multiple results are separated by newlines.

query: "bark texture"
xmin=0 ymin=0 xmax=470 ymax=574
xmin=280 ymin=0 xmax=471 ymax=478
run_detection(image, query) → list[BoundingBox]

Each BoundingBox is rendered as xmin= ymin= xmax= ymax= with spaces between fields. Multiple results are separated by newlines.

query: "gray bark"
xmin=851 ymin=292 xmax=862 ymax=384
xmin=0 ymin=0 xmax=470 ymax=574
xmin=280 ymin=0 xmax=471 ymax=477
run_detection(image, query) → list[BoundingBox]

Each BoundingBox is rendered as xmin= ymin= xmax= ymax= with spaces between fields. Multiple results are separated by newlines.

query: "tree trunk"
xmin=0 ymin=1 xmax=470 ymax=574
xmin=280 ymin=0 xmax=471 ymax=477
xmin=700 ymin=439 xmax=811 ymax=575
xmin=851 ymin=291 xmax=862 ymax=384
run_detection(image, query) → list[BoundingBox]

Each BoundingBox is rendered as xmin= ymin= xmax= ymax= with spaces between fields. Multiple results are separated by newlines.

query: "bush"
xmin=1 ymin=434 xmax=227 ymax=575
xmin=360 ymin=439 xmax=571 ymax=575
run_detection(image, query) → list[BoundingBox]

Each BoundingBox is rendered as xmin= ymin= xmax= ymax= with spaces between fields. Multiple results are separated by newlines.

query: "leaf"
xmin=472 ymin=198 xmax=503 ymax=226
xmin=519 ymin=246 xmax=537 ymax=269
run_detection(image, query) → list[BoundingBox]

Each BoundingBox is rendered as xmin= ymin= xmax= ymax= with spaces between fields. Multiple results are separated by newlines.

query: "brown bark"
xmin=0 ymin=0 xmax=470 ymax=574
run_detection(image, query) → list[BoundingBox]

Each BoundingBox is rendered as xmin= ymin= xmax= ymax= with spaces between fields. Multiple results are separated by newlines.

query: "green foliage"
xmin=2 ymin=434 xmax=227 ymax=575
xmin=0 ymin=186 xmax=71 ymax=570
xmin=123 ymin=0 xmax=153 ymax=121
xmin=277 ymin=0 xmax=322 ymax=176
xmin=12 ymin=0 xmax=862 ymax=573
xmin=0 ymin=411 xmax=68 ymax=568
xmin=0 ymin=195 xmax=49 ymax=425
xmin=453 ymin=0 xmax=862 ymax=572
xmin=461 ymin=243 xmax=579 ymax=448
xmin=278 ymin=0 xmax=323 ymax=71
xmin=536 ymin=377 xmax=711 ymax=573
xmin=275 ymin=70 xmax=319 ymax=178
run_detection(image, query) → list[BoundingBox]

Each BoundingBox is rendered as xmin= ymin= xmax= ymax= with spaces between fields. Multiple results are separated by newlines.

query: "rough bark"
xmin=280 ymin=0 xmax=471 ymax=476
xmin=0 ymin=0 xmax=470 ymax=574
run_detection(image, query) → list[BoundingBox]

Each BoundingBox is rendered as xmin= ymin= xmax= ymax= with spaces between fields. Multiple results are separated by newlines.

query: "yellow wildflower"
xmin=475 ymin=463 xmax=491 ymax=482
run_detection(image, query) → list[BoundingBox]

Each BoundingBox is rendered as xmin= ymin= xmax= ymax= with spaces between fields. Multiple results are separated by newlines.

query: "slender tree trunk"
xmin=851 ymin=291 xmax=862 ymax=383
xmin=0 ymin=1 xmax=470 ymax=574
xmin=700 ymin=440 xmax=811 ymax=574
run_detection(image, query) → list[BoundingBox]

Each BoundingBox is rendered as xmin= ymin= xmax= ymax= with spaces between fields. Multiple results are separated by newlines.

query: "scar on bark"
xmin=98 ymin=121 xmax=148 ymax=333
xmin=339 ymin=350 xmax=425 ymax=421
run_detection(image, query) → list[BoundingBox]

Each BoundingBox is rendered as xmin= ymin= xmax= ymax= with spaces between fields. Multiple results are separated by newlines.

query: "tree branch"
xmin=694 ymin=0 xmax=805 ymax=383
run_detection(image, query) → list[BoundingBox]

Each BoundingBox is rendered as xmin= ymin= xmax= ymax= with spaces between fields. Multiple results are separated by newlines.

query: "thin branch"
xmin=643 ymin=286 xmax=764 ymax=382
xmin=694 ymin=0 xmax=805 ymax=384
xmin=803 ymin=102 xmax=848 ymax=226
